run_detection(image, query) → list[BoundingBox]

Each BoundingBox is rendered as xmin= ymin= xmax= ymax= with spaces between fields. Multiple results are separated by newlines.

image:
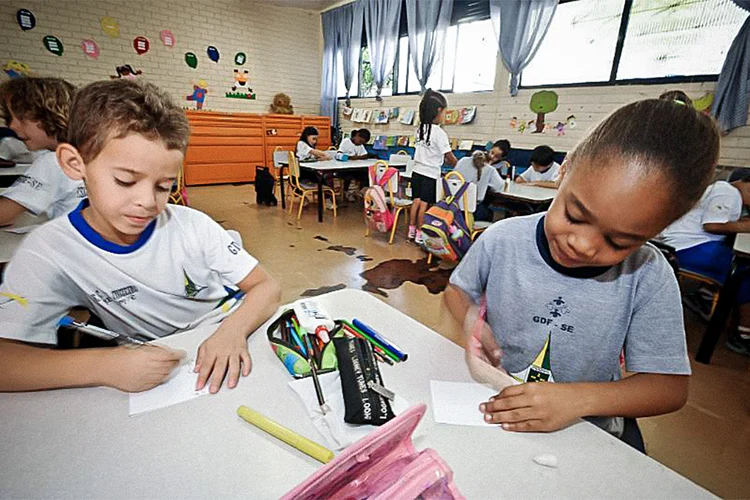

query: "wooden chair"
xmin=364 ymin=161 xmax=411 ymax=244
xmin=272 ymin=146 xmax=290 ymax=202
xmin=287 ymin=151 xmax=337 ymax=220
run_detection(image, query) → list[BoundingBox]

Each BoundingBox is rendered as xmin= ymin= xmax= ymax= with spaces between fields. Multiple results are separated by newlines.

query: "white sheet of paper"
xmin=128 ymin=361 xmax=208 ymax=416
xmin=3 ymin=224 xmax=41 ymax=234
xmin=430 ymin=380 xmax=498 ymax=427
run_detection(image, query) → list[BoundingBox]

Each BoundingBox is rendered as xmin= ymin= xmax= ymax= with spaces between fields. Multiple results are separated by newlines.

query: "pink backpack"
xmin=364 ymin=165 xmax=397 ymax=233
xmin=282 ymin=404 xmax=464 ymax=500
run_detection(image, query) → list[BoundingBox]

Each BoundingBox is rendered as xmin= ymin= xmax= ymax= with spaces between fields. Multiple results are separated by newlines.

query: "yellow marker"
xmin=237 ymin=406 xmax=334 ymax=464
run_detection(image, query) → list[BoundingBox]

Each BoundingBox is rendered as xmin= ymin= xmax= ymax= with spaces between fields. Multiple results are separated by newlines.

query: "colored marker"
xmin=236 ymin=405 xmax=333 ymax=463
xmin=341 ymin=322 xmax=399 ymax=363
xmin=304 ymin=333 xmax=329 ymax=415
xmin=287 ymin=320 xmax=307 ymax=356
xmin=352 ymin=319 xmax=407 ymax=362
xmin=58 ymin=316 xmax=147 ymax=346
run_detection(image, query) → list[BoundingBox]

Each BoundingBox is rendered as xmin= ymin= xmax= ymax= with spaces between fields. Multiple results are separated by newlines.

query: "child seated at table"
xmin=296 ymin=126 xmax=332 ymax=162
xmin=338 ymin=129 xmax=374 ymax=199
xmin=515 ymin=145 xmax=560 ymax=187
xmin=0 ymin=79 xmax=281 ymax=394
xmin=455 ymin=151 xmax=505 ymax=222
xmin=445 ymin=98 xmax=720 ymax=451
xmin=488 ymin=139 xmax=511 ymax=178
xmin=659 ymin=175 xmax=750 ymax=356
xmin=0 ymin=77 xmax=86 ymax=225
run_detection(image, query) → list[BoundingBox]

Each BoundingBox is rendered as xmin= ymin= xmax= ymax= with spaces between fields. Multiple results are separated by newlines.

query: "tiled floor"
xmin=189 ymin=183 xmax=750 ymax=498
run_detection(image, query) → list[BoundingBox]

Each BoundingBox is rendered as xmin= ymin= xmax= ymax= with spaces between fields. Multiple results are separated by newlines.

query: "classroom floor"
xmin=188 ymin=183 xmax=750 ymax=499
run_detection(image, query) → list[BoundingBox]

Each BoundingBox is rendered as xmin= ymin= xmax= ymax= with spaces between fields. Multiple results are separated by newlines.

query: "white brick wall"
xmin=0 ymin=0 xmax=323 ymax=115
xmin=340 ymin=56 xmax=748 ymax=167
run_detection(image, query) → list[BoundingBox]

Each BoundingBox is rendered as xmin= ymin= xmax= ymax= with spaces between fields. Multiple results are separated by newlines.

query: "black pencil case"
xmin=333 ymin=336 xmax=395 ymax=426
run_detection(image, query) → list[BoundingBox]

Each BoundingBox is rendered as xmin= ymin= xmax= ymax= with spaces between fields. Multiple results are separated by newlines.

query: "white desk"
xmin=299 ymin=159 xmax=378 ymax=222
xmin=734 ymin=232 xmax=750 ymax=257
xmin=0 ymin=290 xmax=711 ymax=499
xmin=0 ymin=212 xmax=45 ymax=264
xmin=495 ymin=182 xmax=557 ymax=203
xmin=0 ymin=162 xmax=30 ymax=178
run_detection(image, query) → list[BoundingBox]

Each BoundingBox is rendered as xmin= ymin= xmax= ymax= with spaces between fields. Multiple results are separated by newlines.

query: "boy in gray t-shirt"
xmin=445 ymin=99 xmax=721 ymax=449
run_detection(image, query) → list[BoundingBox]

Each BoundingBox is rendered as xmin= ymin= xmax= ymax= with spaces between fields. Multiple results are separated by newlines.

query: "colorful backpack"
xmin=364 ymin=165 xmax=397 ymax=233
xmin=420 ymin=178 xmax=473 ymax=262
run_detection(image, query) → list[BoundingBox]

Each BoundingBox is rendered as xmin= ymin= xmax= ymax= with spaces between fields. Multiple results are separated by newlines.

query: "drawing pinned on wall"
xmin=459 ymin=106 xmax=476 ymax=124
xmin=100 ymin=17 xmax=120 ymax=38
xmin=443 ymin=109 xmax=460 ymax=125
xmin=400 ymin=109 xmax=415 ymax=125
xmin=186 ymin=80 xmax=208 ymax=110
xmin=226 ymin=69 xmax=256 ymax=99
xmin=375 ymin=109 xmax=389 ymax=124
xmin=160 ymin=30 xmax=176 ymax=48
xmin=81 ymin=39 xmax=100 ymax=59
xmin=373 ymin=136 xmax=388 ymax=150
xmin=207 ymin=46 xmax=220 ymax=63
xmin=133 ymin=36 xmax=150 ymax=55
xmin=693 ymin=92 xmax=715 ymax=114
xmin=389 ymin=107 xmax=400 ymax=119
xmin=3 ymin=60 xmax=31 ymax=79
xmin=362 ymin=109 xmax=373 ymax=123
xmin=185 ymin=52 xmax=198 ymax=69
xmin=342 ymin=106 xmax=353 ymax=119
xmin=397 ymin=136 xmax=409 ymax=147
xmin=110 ymin=64 xmax=143 ymax=79
xmin=234 ymin=52 xmax=246 ymax=65
xmin=529 ymin=90 xmax=558 ymax=134
xmin=16 ymin=9 xmax=36 ymax=31
xmin=552 ymin=115 xmax=577 ymax=136
xmin=43 ymin=36 xmax=64 ymax=56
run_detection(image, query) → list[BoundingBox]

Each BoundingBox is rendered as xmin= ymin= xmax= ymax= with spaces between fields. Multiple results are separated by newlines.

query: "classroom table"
xmin=300 ymin=159 xmax=378 ymax=222
xmin=0 ymin=211 xmax=45 ymax=264
xmin=488 ymin=181 xmax=557 ymax=215
xmin=0 ymin=162 xmax=30 ymax=186
xmin=0 ymin=289 xmax=712 ymax=499
xmin=696 ymin=232 xmax=750 ymax=363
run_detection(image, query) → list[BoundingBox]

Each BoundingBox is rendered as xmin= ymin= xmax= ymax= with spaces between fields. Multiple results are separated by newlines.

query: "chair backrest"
xmin=287 ymin=151 xmax=303 ymax=190
xmin=440 ymin=170 xmax=477 ymax=215
xmin=403 ymin=159 xmax=416 ymax=178
xmin=273 ymin=150 xmax=288 ymax=168
xmin=396 ymin=150 xmax=410 ymax=155
xmin=388 ymin=153 xmax=410 ymax=167
xmin=369 ymin=160 xmax=397 ymax=205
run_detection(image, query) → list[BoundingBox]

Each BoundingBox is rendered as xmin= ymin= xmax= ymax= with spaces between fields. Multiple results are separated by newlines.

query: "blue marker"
xmin=58 ymin=316 xmax=147 ymax=346
xmin=287 ymin=320 xmax=307 ymax=356
xmin=352 ymin=319 xmax=407 ymax=362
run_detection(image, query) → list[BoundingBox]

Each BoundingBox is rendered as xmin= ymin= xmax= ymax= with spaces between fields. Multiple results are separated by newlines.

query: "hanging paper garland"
xmin=43 ymin=36 xmax=64 ymax=56
xmin=100 ymin=16 xmax=120 ymax=38
xmin=207 ymin=46 xmax=220 ymax=63
xmin=133 ymin=36 xmax=150 ymax=55
xmin=16 ymin=9 xmax=36 ymax=31
xmin=185 ymin=52 xmax=198 ymax=69
xmin=81 ymin=39 xmax=100 ymax=59
xmin=234 ymin=52 xmax=246 ymax=66
xmin=160 ymin=30 xmax=175 ymax=48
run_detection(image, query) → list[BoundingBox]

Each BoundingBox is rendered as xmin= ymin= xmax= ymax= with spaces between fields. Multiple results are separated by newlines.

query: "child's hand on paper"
xmin=480 ymin=382 xmax=581 ymax=432
xmin=105 ymin=345 xmax=185 ymax=392
xmin=194 ymin=324 xmax=252 ymax=394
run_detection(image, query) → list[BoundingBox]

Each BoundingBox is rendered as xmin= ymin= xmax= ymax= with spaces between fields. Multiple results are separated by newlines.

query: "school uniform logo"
xmin=14 ymin=175 xmax=44 ymax=190
xmin=76 ymin=185 xmax=87 ymax=198
xmin=511 ymin=334 xmax=555 ymax=383
xmin=89 ymin=285 xmax=139 ymax=306
xmin=183 ymin=270 xmax=206 ymax=298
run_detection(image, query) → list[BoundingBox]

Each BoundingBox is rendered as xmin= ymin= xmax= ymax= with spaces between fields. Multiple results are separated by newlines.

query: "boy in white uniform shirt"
xmin=0 ymin=77 xmax=86 ymax=225
xmin=660 ymin=176 xmax=750 ymax=355
xmin=337 ymin=129 xmax=375 ymax=199
xmin=516 ymin=145 xmax=561 ymax=187
xmin=0 ymin=80 xmax=281 ymax=394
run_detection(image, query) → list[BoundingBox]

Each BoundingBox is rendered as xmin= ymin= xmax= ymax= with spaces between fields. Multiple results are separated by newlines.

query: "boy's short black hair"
xmin=492 ymin=139 xmax=510 ymax=155
xmin=355 ymin=128 xmax=371 ymax=142
xmin=530 ymin=145 xmax=555 ymax=167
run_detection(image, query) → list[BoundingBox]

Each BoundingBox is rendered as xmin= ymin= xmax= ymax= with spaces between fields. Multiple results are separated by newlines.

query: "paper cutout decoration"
xmin=160 ymin=30 xmax=176 ymax=48
xmin=101 ymin=17 xmax=120 ymax=38
xmin=389 ymin=107 xmax=400 ymax=119
xmin=529 ymin=90 xmax=558 ymax=134
xmin=81 ymin=39 xmax=100 ymax=59
xmin=186 ymin=80 xmax=208 ymax=110
xmin=43 ymin=36 xmax=64 ymax=56
xmin=459 ymin=106 xmax=477 ymax=124
xmin=375 ymin=109 xmax=389 ymax=124
xmin=408 ymin=135 xmax=416 ymax=147
xmin=459 ymin=140 xmax=474 ymax=150
xmin=226 ymin=69 xmax=256 ymax=99
xmin=342 ymin=106 xmax=353 ymax=119
xmin=110 ymin=64 xmax=142 ymax=79
xmin=3 ymin=60 xmax=31 ymax=79
xmin=443 ymin=110 xmax=460 ymax=125
xmin=133 ymin=36 xmax=150 ymax=55
xmin=694 ymin=92 xmax=715 ymax=113
xmin=207 ymin=46 xmax=220 ymax=63
xmin=234 ymin=52 xmax=246 ymax=65
xmin=16 ymin=9 xmax=36 ymax=31
xmin=566 ymin=114 xmax=577 ymax=129
xmin=386 ymin=136 xmax=396 ymax=147
xmin=185 ymin=52 xmax=198 ymax=69
xmin=509 ymin=116 xmax=518 ymax=129
xmin=397 ymin=136 xmax=409 ymax=147
xmin=362 ymin=109 xmax=373 ymax=123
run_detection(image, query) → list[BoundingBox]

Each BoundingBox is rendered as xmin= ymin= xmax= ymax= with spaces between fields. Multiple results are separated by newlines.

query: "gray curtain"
xmin=405 ymin=0 xmax=453 ymax=93
xmin=340 ymin=2 xmax=365 ymax=106
xmin=320 ymin=9 xmax=339 ymax=128
xmin=490 ymin=0 xmax=558 ymax=96
xmin=711 ymin=0 xmax=750 ymax=133
xmin=362 ymin=0 xmax=402 ymax=100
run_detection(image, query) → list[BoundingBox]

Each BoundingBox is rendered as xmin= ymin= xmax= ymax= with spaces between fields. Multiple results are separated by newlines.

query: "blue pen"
xmin=58 ymin=316 xmax=148 ymax=346
xmin=352 ymin=319 xmax=407 ymax=362
xmin=287 ymin=320 xmax=307 ymax=356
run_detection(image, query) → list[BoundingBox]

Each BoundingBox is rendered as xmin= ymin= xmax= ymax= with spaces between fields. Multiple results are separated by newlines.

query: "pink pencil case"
xmin=281 ymin=404 xmax=464 ymax=499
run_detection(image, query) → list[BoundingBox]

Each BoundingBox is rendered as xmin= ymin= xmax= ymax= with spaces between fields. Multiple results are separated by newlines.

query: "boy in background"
xmin=516 ymin=145 xmax=561 ymax=188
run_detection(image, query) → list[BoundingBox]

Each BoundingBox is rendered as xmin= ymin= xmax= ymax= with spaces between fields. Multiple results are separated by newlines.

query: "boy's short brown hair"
xmin=67 ymin=79 xmax=190 ymax=162
xmin=0 ymin=77 xmax=76 ymax=143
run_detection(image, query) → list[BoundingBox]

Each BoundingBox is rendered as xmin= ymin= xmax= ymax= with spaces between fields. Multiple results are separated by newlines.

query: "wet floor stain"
xmin=301 ymin=283 xmax=347 ymax=297
xmin=289 ymin=245 xmax=295 ymax=248
xmin=327 ymin=245 xmax=358 ymax=256
xmin=356 ymin=255 xmax=373 ymax=262
xmin=360 ymin=258 xmax=453 ymax=297
xmin=287 ymin=222 xmax=294 ymax=226
xmin=313 ymin=235 xmax=329 ymax=242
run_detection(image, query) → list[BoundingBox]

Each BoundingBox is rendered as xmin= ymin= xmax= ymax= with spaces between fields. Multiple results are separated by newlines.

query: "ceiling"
xmin=252 ymin=0 xmax=346 ymax=12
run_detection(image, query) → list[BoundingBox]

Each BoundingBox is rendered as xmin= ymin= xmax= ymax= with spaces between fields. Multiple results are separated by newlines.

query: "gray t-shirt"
xmin=450 ymin=213 xmax=690 ymax=431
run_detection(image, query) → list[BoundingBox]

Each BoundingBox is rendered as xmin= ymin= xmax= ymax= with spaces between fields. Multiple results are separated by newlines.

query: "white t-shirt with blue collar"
xmin=0 ymin=201 xmax=257 ymax=345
